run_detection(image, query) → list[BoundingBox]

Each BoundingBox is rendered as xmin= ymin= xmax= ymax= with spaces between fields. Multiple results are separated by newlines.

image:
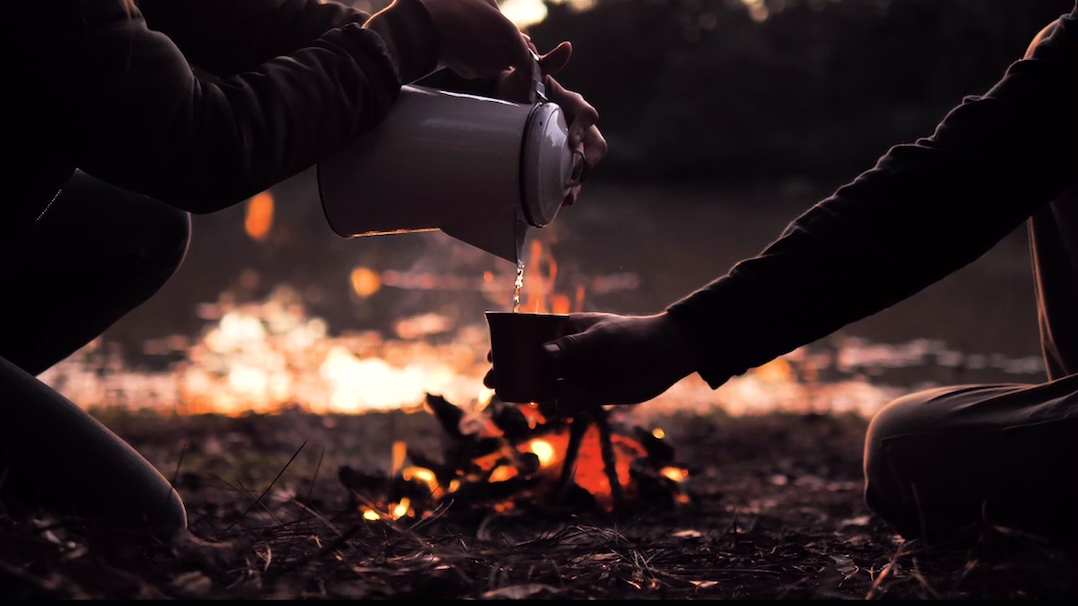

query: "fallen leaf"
xmin=840 ymin=515 xmax=872 ymax=527
xmin=480 ymin=583 xmax=559 ymax=599
xmin=170 ymin=571 xmax=213 ymax=596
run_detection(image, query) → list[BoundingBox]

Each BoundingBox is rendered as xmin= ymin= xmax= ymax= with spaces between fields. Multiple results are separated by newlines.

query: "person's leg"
xmin=1024 ymin=14 xmax=1078 ymax=381
xmin=0 ymin=169 xmax=191 ymax=374
xmin=862 ymin=164 xmax=1077 ymax=552
xmin=0 ymin=356 xmax=188 ymax=535
xmin=862 ymin=377 xmax=1077 ymax=547
xmin=1029 ymin=187 xmax=1078 ymax=379
xmin=862 ymin=10 xmax=1078 ymax=550
xmin=0 ymin=170 xmax=191 ymax=536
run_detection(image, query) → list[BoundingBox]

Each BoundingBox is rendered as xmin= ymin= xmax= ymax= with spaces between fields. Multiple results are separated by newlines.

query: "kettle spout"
xmin=441 ymin=209 xmax=529 ymax=264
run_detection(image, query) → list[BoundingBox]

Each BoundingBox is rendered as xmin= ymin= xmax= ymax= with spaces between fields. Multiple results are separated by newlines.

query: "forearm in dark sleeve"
xmin=137 ymin=0 xmax=369 ymax=76
xmin=54 ymin=6 xmax=405 ymax=211
xmin=666 ymin=15 xmax=1076 ymax=388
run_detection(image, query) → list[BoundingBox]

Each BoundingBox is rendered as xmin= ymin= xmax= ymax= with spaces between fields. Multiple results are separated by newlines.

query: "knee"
xmin=140 ymin=205 xmax=191 ymax=282
xmin=152 ymin=485 xmax=190 ymax=539
xmin=863 ymin=393 xmax=919 ymax=492
xmin=864 ymin=386 xmax=952 ymax=454
xmin=861 ymin=387 xmax=954 ymax=529
xmin=156 ymin=206 xmax=192 ymax=271
xmin=1025 ymin=18 xmax=1059 ymax=59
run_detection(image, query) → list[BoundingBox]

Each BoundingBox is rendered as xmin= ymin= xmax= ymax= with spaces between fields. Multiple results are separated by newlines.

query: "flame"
xmin=402 ymin=466 xmax=438 ymax=494
xmin=350 ymin=267 xmax=382 ymax=297
xmin=520 ymin=239 xmax=560 ymax=314
xmin=244 ymin=191 xmax=274 ymax=241
xmin=392 ymin=498 xmax=411 ymax=519
xmin=753 ymin=356 xmax=793 ymax=383
xmin=392 ymin=440 xmax=406 ymax=476
xmin=527 ymin=439 xmax=556 ymax=466
xmin=661 ymin=467 xmax=688 ymax=483
xmin=361 ymin=496 xmax=415 ymax=522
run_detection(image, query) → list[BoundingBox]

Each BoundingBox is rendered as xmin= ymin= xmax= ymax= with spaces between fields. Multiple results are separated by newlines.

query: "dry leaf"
xmin=480 ymin=583 xmax=559 ymax=599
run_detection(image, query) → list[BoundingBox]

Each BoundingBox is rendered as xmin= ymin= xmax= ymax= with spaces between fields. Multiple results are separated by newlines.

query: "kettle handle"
xmin=568 ymin=148 xmax=589 ymax=188
xmin=528 ymin=49 xmax=548 ymax=104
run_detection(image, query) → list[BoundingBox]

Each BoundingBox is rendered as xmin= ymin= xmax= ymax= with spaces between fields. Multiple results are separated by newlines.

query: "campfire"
xmin=339 ymin=393 xmax=691 ymax=520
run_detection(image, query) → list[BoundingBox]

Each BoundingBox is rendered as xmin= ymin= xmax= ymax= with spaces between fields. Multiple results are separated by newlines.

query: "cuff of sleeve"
xmin=665 ymin=279 xmax=744 ymax=389
xmin=363 ymin=0 xmax=439 ymax=84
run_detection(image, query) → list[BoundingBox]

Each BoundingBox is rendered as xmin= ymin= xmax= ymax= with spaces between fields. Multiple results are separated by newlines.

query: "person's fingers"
xmin=581 ymin=124 xmax=607 ymax=168
xmin=486 ymin=349 xmax=493 ymax=363
xmin=522 ymin=33 xmax=538 ymax=55
xmin=483 ymin=368 xmax=495 ymax=389
xmin=544 ymin=76 xmax=599 ymax=145
xmin=538 ymin=41 xmax=572 ymax=76
xmin=562 ymin=185 xmax=581 ymax=208
xmin=543 ymin=330 xmax=607 ymax=382
xmin=501 ymin=20 xmax=534 ymax=80
xmin=498 ymin=65 xmax=534 ymax=102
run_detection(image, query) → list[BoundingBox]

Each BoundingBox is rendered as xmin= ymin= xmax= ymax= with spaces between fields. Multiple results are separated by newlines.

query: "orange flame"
xmin=520 ymin=238 xmax=583 ymax=314
xmin=244 ymin=191 xmax=274 ymax=241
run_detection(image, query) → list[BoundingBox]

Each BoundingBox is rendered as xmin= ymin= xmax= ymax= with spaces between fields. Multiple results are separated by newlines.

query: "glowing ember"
xmin=527 ymin=439 xmax=555 ymax=466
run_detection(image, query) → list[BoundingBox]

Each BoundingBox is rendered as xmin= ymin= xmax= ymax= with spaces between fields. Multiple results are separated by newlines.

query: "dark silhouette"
xmin=0 ymin=0 xmax=604 ymax=538
xmin=523 ymin=5 xmax=1077 ymax=548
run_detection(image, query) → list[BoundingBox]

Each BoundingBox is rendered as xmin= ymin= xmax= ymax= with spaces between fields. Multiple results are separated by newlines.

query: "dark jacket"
xmin=3 ymin=0 xmax=436 ymax=245
xmin=667 ymin=3 xmax=1077 ymax=388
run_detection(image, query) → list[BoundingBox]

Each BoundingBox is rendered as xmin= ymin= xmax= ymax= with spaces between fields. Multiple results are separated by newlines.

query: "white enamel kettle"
xmin=317 ymin=56 xmax=586 ymax=263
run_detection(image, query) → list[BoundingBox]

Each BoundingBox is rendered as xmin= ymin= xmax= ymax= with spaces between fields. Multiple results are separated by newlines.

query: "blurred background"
xmin=45 ymin=0 xmax=1074 ymax=417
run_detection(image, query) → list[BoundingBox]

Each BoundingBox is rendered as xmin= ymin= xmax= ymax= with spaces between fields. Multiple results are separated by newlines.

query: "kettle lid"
xmin=521 ymin=103 xmax=573 ymax=227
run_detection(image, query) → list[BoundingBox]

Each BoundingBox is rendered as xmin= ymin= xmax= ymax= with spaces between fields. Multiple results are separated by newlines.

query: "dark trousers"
xmin=0 ymin=170 xmax=191 ymax=534
xmin=863 ymin=196 xmax=1078 ymax=547
xmin=862 ymin=18 xmax=1078 ymax=549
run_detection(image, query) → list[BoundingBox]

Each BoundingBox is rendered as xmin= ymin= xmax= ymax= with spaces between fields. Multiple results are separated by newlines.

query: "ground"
xmin=1 ymin=407 xmax=1074 ymax=600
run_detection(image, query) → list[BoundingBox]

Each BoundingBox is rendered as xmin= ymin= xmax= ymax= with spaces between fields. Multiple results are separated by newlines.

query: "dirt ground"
xmin=1 ymin=405 xmax=1074 ymax=600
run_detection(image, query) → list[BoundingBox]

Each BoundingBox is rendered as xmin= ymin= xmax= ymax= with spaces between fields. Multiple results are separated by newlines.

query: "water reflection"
xmin=39 ymin=282 xmax=1043 ymax=420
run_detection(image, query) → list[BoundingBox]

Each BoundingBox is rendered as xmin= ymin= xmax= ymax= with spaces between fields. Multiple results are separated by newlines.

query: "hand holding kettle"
xmin=421 ymin=0 xmax=535 ymax=80
xmin=368 ymin=0 xmax=533 ymax=82
xmin=320 ymin=1 xmax=607 ymax=262
xmin=496 ymin=38 xmax=608 ymax=209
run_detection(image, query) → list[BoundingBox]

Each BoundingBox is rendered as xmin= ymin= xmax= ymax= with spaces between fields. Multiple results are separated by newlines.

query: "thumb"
xmin=538 ymin=41 xmax=572 ymax=76
xmin=542 ymin=331 xmax=594 ymax=381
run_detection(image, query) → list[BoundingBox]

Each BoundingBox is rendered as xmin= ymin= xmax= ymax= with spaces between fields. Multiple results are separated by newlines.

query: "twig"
xmin=558 ymin=415 xmax=590 ymax=494
xmin=304 ymin=445 xmax=326 ymax=505
xmin=235 ymin=477 xmax=287 ymax=530
xmin=290 ymin=498 xmax=342 ymax=537
xmin=594 ymin=409 xmax=624 ymax=513
xmin=170 ymin=441 xmax=188 ymax=487
xmin=225 ymin=439 xmax=306 ymax=532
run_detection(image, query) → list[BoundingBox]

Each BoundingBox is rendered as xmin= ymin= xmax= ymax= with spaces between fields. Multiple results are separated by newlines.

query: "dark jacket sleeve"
xmin=42 ymin=0 xmax=435 ymax=212
xmin=666 ymin=7 xmax=1077 ymax=389
xmin=136 ymin=0 xmax=367 ymax=77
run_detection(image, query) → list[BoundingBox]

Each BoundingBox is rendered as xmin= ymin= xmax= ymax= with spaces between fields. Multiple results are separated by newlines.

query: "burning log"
xmin=339 ymin=393 xmax=691 ymax=521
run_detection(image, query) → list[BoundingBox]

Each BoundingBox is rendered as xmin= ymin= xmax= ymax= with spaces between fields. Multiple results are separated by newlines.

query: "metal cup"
xmin=485 ymin=311 xmax=569 ymax=403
